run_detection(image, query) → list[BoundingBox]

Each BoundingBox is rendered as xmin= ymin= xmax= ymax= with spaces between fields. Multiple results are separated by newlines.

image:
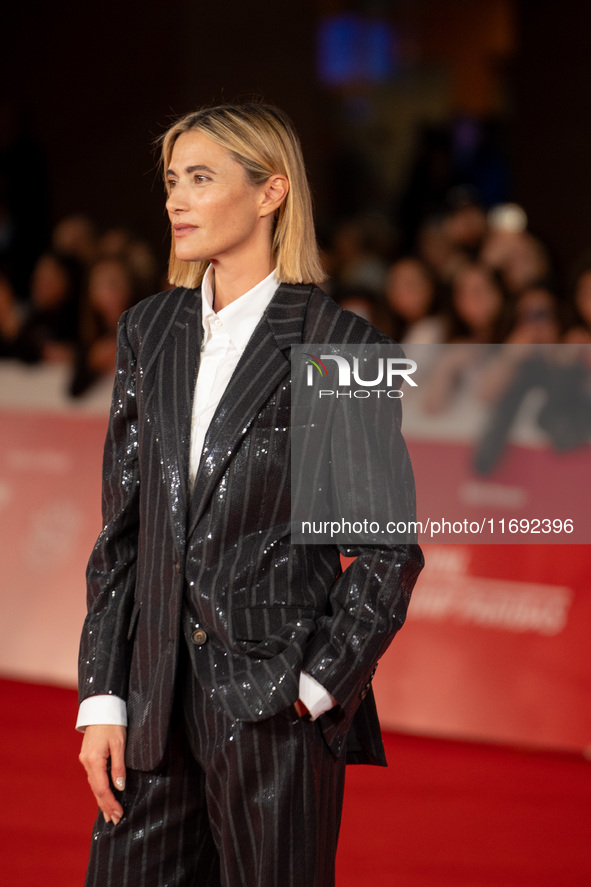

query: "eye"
xmin=166 ymin=178 xmax=177 ymax=192
xmin=194 ymin=174 xmax=209 ymax=184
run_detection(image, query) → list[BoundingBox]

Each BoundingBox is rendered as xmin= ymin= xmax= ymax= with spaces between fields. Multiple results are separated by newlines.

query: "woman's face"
xmin=88 ymin=260 xmax=132 ymax=327
xmin=31 ymin=255 xmax=69 ymax=308
xmin=514 ymin=288 xmax=559 ymax=343
xmin=165 ymin=130 xmax=271 ymax=270
xmin=453 ymin=266 xmax=502 ymax=332
xmin=386 ymin=260 xmax=433 ymax=321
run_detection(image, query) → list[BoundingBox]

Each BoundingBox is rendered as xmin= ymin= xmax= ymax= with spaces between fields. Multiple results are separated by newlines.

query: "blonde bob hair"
xmin=160 ymin=103 xmax=324 ymax=287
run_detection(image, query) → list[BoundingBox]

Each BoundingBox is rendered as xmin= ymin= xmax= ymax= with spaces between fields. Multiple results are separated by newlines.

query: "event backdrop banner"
xmin=370 ymin=542 xmax=591 ymax=753
xmin=0 ymin=405 xmax=106 ymax=686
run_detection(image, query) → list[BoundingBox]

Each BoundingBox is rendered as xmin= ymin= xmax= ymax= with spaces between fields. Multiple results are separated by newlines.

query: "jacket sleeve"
xmin=78 ymin=311 xmax=140 ymax=704
xmin=302 ymin=383 xmax=424 ymax=716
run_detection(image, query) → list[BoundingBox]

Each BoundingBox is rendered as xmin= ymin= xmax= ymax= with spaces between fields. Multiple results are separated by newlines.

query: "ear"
xmin=259 ymin=174 xmax=289 ymax=218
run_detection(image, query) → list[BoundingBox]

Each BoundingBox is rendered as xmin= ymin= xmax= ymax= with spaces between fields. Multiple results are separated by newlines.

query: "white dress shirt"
xmin=77 ymin=266 xmax=335 ymax=731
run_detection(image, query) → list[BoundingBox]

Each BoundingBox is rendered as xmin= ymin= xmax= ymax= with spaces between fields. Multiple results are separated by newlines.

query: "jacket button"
xmin=191 ymin=628 xmax=208 ymax=646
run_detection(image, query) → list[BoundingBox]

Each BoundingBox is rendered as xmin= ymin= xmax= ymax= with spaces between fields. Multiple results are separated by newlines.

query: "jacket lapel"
xmin=150 ymin=290 xmax=202 ymax=554
xmin=187 ymin=283 xmax=312 ymax=537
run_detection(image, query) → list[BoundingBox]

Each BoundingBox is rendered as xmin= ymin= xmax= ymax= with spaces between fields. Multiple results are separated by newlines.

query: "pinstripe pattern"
xmin=85 ymin=692 xmax=220 ymax=887
xmin=85 ymin=648 xmax=345 ymax=887
xmin=181 ymin=645 xmax=346 ymax=887
xmin=79 ymin=282 xmax=423 ymax=884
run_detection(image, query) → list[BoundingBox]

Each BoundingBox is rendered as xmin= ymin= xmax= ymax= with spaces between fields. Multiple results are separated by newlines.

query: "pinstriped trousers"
xmin=84 ymin=644 xmax=347 ymax=887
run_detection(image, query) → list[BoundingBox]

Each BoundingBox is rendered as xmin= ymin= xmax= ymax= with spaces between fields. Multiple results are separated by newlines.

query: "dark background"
xmin=2 ymin=0 xmax=590 ymax=276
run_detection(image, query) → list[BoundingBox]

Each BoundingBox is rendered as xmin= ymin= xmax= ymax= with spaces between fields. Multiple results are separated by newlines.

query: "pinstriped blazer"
xmin=78 ymin=282 xmax=423 ymax=772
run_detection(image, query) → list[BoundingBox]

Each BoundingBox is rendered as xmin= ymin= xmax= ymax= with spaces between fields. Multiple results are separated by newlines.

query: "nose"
xmin=166 ymin=182 xmax=189 ymax=214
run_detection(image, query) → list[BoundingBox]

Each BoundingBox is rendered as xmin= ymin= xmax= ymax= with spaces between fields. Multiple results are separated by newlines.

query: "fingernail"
xmin=111 ymin=813 xmax=121 ymax=826
xmin=103 ymin=812 xmax=111 ymax=824
xmin=114 ymin=777 xmax=125 ymax=791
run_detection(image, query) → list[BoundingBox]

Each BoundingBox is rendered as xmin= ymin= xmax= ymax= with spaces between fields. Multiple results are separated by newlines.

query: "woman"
xmin=70 ymin=256 xmax=138 ymax=396
xmin=77 ymin=103 xmax=422 ymax=887
xmin=12 ymin=250 xmax=82 ymax=363
xmin=384 ymin=256 xmax=441 ymax=343
xmin=445 ymin=261 xmax=512 ymax=344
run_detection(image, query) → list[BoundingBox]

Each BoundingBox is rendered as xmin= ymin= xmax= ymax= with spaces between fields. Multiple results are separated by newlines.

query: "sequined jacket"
xmin=78 ymin=283 xmax=423 ymax=771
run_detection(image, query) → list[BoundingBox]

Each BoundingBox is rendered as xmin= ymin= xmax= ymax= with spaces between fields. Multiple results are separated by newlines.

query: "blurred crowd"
xmin=323 ymin=196 xmax=591 ymax=349
xmin=0 ymin=215 xmax=162 ymax=397
xmin=2 ymin=177 xmax=591 ymax=402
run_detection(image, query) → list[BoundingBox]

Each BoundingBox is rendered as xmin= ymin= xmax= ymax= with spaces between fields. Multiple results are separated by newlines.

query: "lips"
xmin=172 ymin=224 xmax=198 ymax=237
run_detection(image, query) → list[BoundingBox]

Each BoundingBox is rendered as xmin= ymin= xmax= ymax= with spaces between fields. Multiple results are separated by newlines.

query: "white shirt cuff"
xmin=76 ymin=695 xmax=128 ymax=732
xmin=299 ymin=671 xmax=337 ymax=720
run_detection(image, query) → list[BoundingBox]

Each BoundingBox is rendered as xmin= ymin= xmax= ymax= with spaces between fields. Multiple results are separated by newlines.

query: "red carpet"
xmin=2 ymin=678 xmax=590 ymax=886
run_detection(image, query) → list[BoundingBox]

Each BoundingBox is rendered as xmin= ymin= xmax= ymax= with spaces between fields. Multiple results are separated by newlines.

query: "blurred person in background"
xmin=96 ymin=225 xmax=134 ymax=260
xmin=443 ymin=187 xmax=488 ymax=260
xmin=420 ymin=262 xmax=512 ymax=414
xmin=332 ymin=283 xmax=391 ymax=333
xmin=470 ymin=285 xmax=564 ymax=434
xmin=0 ymin=267 xmax=20 ymax=356
xmin=384 ymin=256 xmax=442 ymax=343
xmin=564 ymin=265 xmax=591 ymax=343
xmin=126 ymin=238 xmax=159 ymax=298
xmin=95 ymin=225 xmax=160 ymax=298
xmin=480 ymin=204 xmax=551 ymax=296
xmin=52 ymin=214 xmax=98 ymax=267
xmin=415 ymin=212 xmax=467 ymax=285
xmin=444 ymin=261 xmax=512 ymax=344
xmin=496 ymin=231 xmax=550 ymax=296
xmin=474 ymin=295 xmax=590 ymax=474
xmin=70 ymin=256 xmax=138 ymax=396
xmin=507 ymin=285 xmax=563 ymax=344
xmin=11 ymin=250 xmax=82 ymax=364
xmin=324 ymin=214 xmax=393 ymax=297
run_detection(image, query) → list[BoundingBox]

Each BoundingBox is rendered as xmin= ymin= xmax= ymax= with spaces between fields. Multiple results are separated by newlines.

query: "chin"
xmin=174 ymin=248 xmax=203 ymax=263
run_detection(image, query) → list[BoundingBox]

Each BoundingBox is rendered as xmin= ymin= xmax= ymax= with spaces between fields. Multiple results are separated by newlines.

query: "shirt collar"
xmin=200 ymin=265 xmax=281 ymax=353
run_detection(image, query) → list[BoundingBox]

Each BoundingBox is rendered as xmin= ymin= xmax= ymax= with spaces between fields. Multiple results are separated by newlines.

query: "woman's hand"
xmin=79 ymin=725 xmax=127 ymax=824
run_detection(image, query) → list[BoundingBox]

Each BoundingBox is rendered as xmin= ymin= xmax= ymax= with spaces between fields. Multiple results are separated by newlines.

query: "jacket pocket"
xmin=233 ymin=606 xmax=322 ymax=643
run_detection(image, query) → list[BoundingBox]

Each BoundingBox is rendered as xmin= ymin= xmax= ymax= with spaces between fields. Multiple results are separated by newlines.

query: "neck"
xmin=209 ymin=255 xmax=274 ymax=311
